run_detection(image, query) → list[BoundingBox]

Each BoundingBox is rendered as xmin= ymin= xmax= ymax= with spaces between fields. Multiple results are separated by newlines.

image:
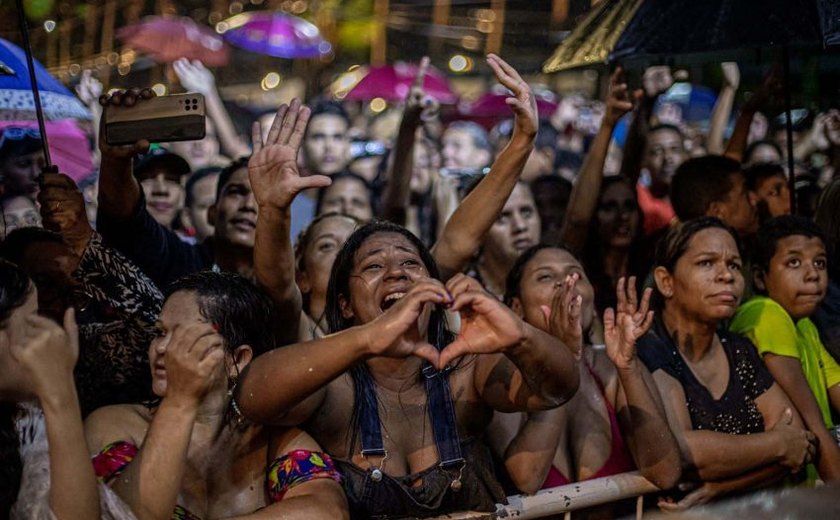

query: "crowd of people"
xmin=1 ymin=51 xmax=840 ymax=519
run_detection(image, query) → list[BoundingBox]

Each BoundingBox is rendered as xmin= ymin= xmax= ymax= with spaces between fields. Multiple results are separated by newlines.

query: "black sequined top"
xmin=638 ymin=319 xmax=775 ymax=435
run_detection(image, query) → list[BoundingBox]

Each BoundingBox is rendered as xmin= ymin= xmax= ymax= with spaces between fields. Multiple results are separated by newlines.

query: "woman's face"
xmin=1 ymin=195 xmax=41 ymax=239
xmin=0 ymin=287 xmax=38 ymax=399
xmin=596 ymin=181 xmax=639 ymax=249
xmin=513 ymin=248 xmax=595 ymax=333
xmin=299 ymin=216 xmax=358 ymax=307
xmin=658 ymin=228 xmax=744 ymax=323
xmin=340 ymin=232 xmax=430 ymax=326
xmin=318 ymin=177 xmax=373 ymax=222
xmin=149 ymin=291 xmax=226 ymax=398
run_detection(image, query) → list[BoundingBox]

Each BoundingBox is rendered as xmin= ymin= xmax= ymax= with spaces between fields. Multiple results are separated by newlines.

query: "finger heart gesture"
xmin=603 ymin=276 xmax=654 ymax=371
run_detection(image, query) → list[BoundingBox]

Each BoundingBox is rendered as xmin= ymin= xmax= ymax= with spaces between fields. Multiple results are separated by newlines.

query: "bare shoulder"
xmin=84 ymin=403 xmax=151 ymax=453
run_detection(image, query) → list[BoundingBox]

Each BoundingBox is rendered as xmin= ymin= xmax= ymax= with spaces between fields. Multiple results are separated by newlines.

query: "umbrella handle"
xmin=14 ymin=0 xmax=53 ymax=170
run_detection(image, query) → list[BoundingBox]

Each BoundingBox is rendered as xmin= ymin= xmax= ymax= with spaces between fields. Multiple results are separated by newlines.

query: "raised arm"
xmin=173 ymin=58 xmax=252 ymax=159
xmin=724 ymin=66 xmax=781 ymax=162
xmin=12 ymin=311 xmax=100 ymax=520
xmin=381 ymin=57 xmax=438 ymax=225
xmin=619 ymin=66 xmax=672 ymax=186
xmin=237 ymin=278 xmax=452 ymax=425
xmin=707 ymin=63 xmax=739 ymax=155
xmin=85 ymin=323 xmax=224 ymax=520
xmin=604 ymin=278 xmax=681 ymax=490
xmin=560 ymin=68 xmax=636 ymax=254
xmin=432 ymin=54 xmax=537 ymax=279
xmin=441 ymin=274 xmax=579 ymax=412
xmin=249 ymin=100 xmax=330 ymax=341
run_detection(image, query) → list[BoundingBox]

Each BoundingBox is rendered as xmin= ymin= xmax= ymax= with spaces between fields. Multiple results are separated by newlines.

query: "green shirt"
xmin=731 ymin=296 xmax=840 ymax=428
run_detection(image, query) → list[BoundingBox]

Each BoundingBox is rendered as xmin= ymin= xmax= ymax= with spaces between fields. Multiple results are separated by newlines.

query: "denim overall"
xmin=334 ymin=364 xmax=505 ymax=519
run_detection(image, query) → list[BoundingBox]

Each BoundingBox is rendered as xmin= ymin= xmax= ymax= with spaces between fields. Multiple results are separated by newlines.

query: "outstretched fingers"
xmin=277 ymin=98 xmax=302 ymax=145
xmin=413 ymin=56 xmax=430 ymax=90
xmin=251 ymin=121 xmax=263 ymax=153
xmin=288 ymin=104 xmax=311 ymax=151
xmin=265 ymin=103 xmax=289 ymax=146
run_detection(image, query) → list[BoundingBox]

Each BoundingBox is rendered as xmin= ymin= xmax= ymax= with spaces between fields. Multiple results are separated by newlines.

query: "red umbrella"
xmin=0 ymin=119 xmax=93 ymax=182
xmin=117 ymin=16 xmax=229 ymax=66
xmin=460 ymin=85 xmax=558 ymax=118
xmin=345 ymin=62 xmax=458 ymax=104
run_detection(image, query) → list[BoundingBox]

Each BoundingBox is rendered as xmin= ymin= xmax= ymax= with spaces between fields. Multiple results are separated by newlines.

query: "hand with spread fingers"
xmin=75 ymin=70 xmax=103 ymax=107
xmin=249 ymin=99 xmax=331 ymax=211
xmin=603 ymin=277 xmax=654 ymax=371
xmin=10 ymin=309 xmax=79 ymax=402
xmin=172 ymin=58 xmax=216 ymax=96
xmin=541 ymin=273 xmax=583 ymax=358
xmin=437 ymin=273 xmax=527 ymax=369
xmin=159 ymin=323 xmax=226 ymax=406
xmin=487 ymin=53 xmax=538 ymax=142
xmin=38 ymin=172 xmax=93 ymax=259
xmin=98 ymin=88 xmax=155 ymax=159
xmin=642 ymin=65 xmax=674 ymax=99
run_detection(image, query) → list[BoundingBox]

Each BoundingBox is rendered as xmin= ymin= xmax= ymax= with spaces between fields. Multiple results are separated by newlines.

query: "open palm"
xmin=249 ymin=99 xmax=331 ymax=210
xmin=603 ymin=277 xmax=654 ymax=371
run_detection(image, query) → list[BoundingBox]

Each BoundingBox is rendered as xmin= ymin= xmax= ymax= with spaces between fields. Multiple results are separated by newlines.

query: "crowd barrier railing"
xmin=433 ymin=471 xmax=660 ymax=520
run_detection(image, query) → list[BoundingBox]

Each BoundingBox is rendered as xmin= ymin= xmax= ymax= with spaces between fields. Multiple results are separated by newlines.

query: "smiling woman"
xmin=237 ymin=220 xmax=580 ymax=519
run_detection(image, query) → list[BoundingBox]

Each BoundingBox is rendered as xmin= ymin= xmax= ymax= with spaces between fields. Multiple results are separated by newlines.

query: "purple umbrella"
xmin=222 ymin=12 xmax=331 ymax=59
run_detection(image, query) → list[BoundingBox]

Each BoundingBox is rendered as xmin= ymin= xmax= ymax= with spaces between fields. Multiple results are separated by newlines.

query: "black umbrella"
xmin=544 ymin=0 xmax=840 ymax=213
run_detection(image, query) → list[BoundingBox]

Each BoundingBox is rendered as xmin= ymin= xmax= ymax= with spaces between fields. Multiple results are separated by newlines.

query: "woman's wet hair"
xmin=166 ymin=271 xmax=279 ymax=358
xmin=294 ymin=212 xmax=362 ymax=275
xmin=325 ymin=220 xmax=451 ymax=345
xmin=743 ymin=139 xmax=783 ymax=165
xmin=653 ymin=217 xmax=742 ymax=307
xmin=0 ymin=260 xmax=30 ymax=516
xmin=503 ymin=243 xmax=578 ymax=307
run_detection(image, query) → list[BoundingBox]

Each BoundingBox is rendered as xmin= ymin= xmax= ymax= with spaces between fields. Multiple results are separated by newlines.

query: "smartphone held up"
xmin=104 ymin=93 xmax=206 ymax=146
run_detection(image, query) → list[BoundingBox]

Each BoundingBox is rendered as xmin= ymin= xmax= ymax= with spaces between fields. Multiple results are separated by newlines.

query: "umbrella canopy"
xmin=117 ymin=16 xmax=229 ymax=66
xmin=0 ymin=120 xmax=93 ymax=182
xmin=460 ymin=86 xmax=558 ymax=118
xmin=222 ymin=12 xmax=331 ymax=59
xmin=0 ymin=38 xmax=90 ymax=121
xmin=543 ymin=0 xmax=839 ymax=73
xmin=346 ymin=62 xmax=458 ymax=104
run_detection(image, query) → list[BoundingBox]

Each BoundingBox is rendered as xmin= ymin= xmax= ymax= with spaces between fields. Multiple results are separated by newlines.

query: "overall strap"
xmin=355 ymin=366 xmax=386 ymax=457
xmin=422 ymin=364 xmax=465 ymax=468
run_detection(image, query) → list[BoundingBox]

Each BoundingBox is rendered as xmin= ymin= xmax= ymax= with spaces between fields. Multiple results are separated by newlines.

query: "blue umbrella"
xmin=0 ymin=37 xmax=90 ymax=121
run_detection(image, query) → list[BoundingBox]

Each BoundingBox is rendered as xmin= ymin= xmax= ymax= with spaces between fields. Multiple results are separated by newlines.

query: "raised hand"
xmin=159 ymin=323 xmax=225 ymax=405
xmin=249 ymin=99 xmax=331 ymax=210
xmin=10 ymin=309 xmax=79 ymax=402
xmin=98 ymin=88 xmax=155 ymax=159
xmin=75 ymin=70 xmax=103 ymax=106
xmin=405 ymin=56 xmax=439 ymax=124
xmin=436 ymin=274 xmax=527 ymax=369
xmin=487 ymin=54 xmax=538 ymax=141
xmin=540 ymin=273 xmax=583 ymax=358
xmin=172 ymin=58 xmax=216 ymax=95
xmin=603 ymin=67 xmax=637 ymax=127
xmin=38 ymin=172 xmax=93 ymax=259
xmin=825 ymin=109 xmax=840 ymax=147
xmin=721 ymin=62 xmax=740 ymax=90
xmin=603 ymin=277 xmax=654 ymax=371
xmin=642 ymin=65 xmax=673 ymax=99
xmin=362 ymin=277 xmax=452 ymax=366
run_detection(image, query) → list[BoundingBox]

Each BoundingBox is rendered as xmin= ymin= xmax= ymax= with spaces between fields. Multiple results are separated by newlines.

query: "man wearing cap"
xmin=0 ymin=127 xmax=46 ymax=199
xmin=133 ymin=148 xmax=191 ymax=229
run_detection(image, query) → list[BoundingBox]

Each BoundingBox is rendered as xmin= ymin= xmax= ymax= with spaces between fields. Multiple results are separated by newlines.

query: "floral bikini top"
xmin=92 ymin=441 xmax=342 ymax=519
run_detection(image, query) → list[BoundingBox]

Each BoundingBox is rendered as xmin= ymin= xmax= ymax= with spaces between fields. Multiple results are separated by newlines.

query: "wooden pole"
xmin=429 ymin=0 xmax=451 ymax=56
xmin=371 ymin=0 xmax=389 ymax=66
xmin=485 ymin=0 xmax=506 ymax=55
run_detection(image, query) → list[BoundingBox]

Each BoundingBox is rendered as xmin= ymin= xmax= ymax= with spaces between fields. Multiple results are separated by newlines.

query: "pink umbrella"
xmin=460 ymin=86 xmax=558 ymax=118
xmin=117 ymin=16 xmax=229 ymax=66
xmin=0 ymin=120 xmax=93 ymax=182
xmin=345 ymin=62 xmax=458 ymax=104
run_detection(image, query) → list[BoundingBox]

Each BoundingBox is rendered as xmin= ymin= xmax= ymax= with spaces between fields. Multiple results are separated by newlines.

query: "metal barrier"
xmin=433 ymin=471 xmax=659 ymax=519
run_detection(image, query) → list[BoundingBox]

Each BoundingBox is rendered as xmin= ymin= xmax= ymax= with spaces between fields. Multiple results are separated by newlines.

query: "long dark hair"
xmin=0 ymin=260 xmax=33 ymax=516
xmin=324 ymin=221 xmax=454 ymax=455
